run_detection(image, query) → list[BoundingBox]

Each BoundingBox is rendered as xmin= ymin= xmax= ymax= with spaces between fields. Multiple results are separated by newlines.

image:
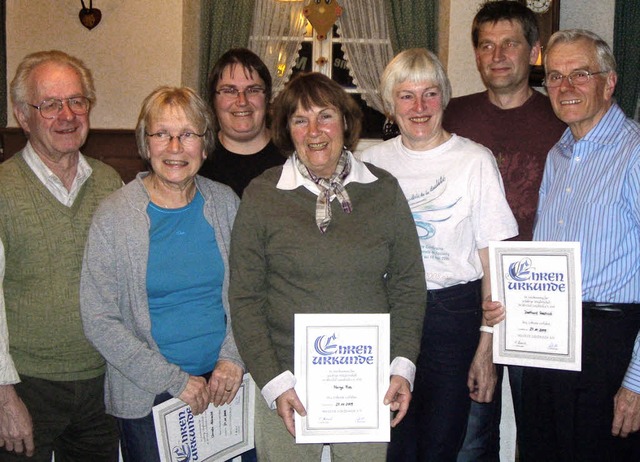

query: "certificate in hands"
xmin=489 ymin=241 xmax=582 ymax=371
xmin=294 ymin=313 xmax=390 ymax=443
xmin=152 ymin=373 xmax=255 ymax=462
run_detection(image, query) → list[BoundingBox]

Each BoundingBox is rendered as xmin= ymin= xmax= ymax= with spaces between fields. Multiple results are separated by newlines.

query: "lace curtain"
xmin=202 ymin=0 xmax=436 ymax=114
xmin=249 ymin=0 xmax=307 ymax=96
xmin=337 ymin=0 xmax=394 ymax=114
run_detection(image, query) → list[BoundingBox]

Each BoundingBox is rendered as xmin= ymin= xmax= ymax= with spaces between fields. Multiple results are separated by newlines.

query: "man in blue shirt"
xmin=487 ymin=29 xmax=640 ymax=461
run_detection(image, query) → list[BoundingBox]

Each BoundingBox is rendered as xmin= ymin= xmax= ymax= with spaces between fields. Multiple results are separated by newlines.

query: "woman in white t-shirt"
xmin=361 ymin=48 xmax=518 ymax=462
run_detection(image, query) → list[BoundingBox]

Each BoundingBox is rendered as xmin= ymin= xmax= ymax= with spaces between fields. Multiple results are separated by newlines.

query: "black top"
xmin=199 ymin=139 xmax=286 ymax=197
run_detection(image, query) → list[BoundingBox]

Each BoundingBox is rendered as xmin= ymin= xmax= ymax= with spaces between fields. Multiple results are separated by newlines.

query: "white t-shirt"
xmin=362 ymin=134 xmax=517 ymax=289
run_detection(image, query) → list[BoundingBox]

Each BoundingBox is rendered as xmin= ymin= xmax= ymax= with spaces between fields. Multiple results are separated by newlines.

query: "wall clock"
xmin=527 ymin=0 xmax=552 ymax=14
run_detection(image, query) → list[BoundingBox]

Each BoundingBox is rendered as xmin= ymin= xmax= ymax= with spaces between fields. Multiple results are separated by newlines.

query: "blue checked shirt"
xmin=533 ymin=104 xmax=640 ymax=393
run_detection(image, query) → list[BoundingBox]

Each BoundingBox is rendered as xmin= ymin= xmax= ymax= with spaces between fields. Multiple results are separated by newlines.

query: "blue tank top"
xmin=146 ymin=190 xmax=226 ymax=375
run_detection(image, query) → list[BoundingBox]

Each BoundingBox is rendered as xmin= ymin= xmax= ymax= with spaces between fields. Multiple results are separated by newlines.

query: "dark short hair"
xmin=472 ymin=1 xmax=540 ymax=48
xmin=271 ymin=72 xmax=362 ymax=154
xmin=207 ymin=48 xmax=272 ymax=133
xmin=208 ymin=48 xmax=273 ymax=102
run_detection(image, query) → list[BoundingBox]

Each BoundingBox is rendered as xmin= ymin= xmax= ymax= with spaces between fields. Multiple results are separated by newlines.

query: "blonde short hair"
xmin=135 ymin=86 xmax=215 ymax=161
xmin=380 ymin=48 xmax=452 ymax=116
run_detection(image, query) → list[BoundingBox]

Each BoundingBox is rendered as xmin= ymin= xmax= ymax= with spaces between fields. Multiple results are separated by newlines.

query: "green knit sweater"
xmin=229 ymin=164 xmax=427 ymax=389
xmin=0 ymin=152 xmax=122 ymax=381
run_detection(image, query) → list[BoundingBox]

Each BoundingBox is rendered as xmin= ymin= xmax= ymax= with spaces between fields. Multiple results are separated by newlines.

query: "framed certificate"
xmin=489 ymin=241 xmax=582 ymax=371
xmin=294 ymin=313 xmax=390 ymax=443
xmin=152 ymin=373 xmax=255 ymax=462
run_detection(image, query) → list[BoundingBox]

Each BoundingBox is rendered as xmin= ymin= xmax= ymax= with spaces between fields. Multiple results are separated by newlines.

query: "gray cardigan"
xmin=80 ymin=173 xmax=243 ymax=418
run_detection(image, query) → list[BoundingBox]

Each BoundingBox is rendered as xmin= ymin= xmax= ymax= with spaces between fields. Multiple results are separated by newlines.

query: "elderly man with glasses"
xmin=484 ymin=29 xmax=640 ymax=461
xmin=0 ymin=50 xmax=122 ymax=460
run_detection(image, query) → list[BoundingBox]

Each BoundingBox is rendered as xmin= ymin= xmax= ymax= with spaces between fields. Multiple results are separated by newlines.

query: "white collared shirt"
xmin=22 ymin=141 xmax=93 ymax=206
xmin=276 ymin=150 xmax=378 ymax=195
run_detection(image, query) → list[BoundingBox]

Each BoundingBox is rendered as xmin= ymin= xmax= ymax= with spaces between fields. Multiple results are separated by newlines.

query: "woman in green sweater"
xmin=229 ymin=72 xmax=426 ymax=461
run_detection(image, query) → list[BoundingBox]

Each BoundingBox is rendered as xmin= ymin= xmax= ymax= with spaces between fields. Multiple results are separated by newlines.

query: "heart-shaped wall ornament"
xmin=79 ymin=1 xmax=101 ymax=30
xmin=303 ymin=0 xmax=343 ymax=41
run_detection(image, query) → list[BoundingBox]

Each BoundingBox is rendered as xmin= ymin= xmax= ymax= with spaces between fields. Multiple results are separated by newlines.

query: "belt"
xmin=582 ymin=302 xmax=640 ymax=318
xmin=427 ymin=279 xmax=481 ymax=301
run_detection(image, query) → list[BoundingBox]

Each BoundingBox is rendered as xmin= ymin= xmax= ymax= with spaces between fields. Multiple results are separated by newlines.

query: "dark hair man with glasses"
xmin=485 ymin=29 xmax=640 ymax=461
xmin=0 ymin=50 xmax=121 ymax=460
xmin=442 ymin=2 xmax=566 ymax=460
xmin=199 ymin=48 xmax=285 ymax=197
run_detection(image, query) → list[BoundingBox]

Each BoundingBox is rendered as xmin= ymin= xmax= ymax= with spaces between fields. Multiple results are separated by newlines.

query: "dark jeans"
xmin=457 ymin=365 xmax=523 ymax=462
xmin=520 ymin=304 xmax=640 ymax=462
xmin=388 ymin=280 xmax=482 ymax=462
xmin=118 ymin=392 xmax=257 ymax=462
xmin=0 ymin=375 xmax=119 ymax=462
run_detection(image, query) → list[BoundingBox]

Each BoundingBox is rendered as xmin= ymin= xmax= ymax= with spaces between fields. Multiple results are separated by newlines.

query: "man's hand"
xmin=179 ymin=376 xmax=210 ymax=415
xmin=208 ymin=360 xmax=244 ymax=407
xmin=275 ymin=389 xmax=306 ymax=437
xmin=612 ymin=387 xmax=640 ymax=437
xmin=483 ymin=300 xmax=505 ymax=327
xmin=0 ymin=384 xmax=34 ymax=456
xmin=384 ymin=375 xmax=412 ymax=427
xmin=467 ymin=333 xmax=497 ymax=403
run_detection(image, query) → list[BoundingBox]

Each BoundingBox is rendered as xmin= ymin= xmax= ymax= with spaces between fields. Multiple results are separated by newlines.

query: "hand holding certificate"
xmin=294 ymin=313 xmax=391 ymax=443
xmin=488 ymin=241 xmax=582 ymax=371
xmin=152 ymin=374 xmax=255 ymax=462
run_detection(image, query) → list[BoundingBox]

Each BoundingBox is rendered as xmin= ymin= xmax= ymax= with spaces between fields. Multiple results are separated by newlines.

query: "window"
xmin=290 ymin=25 xmax=386 ymax=139
xmin=249 ymin=1 xmax=393 ymax=141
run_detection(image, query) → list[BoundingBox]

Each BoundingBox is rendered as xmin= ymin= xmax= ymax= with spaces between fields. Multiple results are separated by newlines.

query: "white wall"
xmin=445 ymin=0 xmax=486 ymax=96
xmin=5 ymin=0 xmax=185 ymax=129
xmin=560 ymin=0 xmax=614 ymax=45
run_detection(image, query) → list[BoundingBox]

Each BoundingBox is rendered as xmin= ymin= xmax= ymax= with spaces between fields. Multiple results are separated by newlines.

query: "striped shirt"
xmin=533 ymin=103 xmax=640 ymax=392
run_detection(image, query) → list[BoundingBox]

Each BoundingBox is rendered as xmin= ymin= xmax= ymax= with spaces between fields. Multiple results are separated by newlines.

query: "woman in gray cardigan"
xmin=80 ymin=87 xmax=244 ymax=461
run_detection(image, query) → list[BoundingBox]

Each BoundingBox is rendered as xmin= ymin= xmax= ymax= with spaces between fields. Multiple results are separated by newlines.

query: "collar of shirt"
xmin=558 ymin=104 xmax=626 ymax=157
xmin=22 ymin=142 xmax=93 ymax=207
xmin=276 ymin=150 xmax=378 ymax=196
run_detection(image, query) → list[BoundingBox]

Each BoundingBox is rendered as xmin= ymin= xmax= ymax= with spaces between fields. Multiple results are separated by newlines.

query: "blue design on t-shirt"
xmin=408 ymin=176 xmax=461 ymax=240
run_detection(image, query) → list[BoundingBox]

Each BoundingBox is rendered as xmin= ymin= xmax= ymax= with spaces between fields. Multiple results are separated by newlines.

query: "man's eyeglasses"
xmin=28 ymin=96 xmax=91 ymax=119
xmin=215 ymin=86 xmax=266 ymax=100
xmin=145 ymin=131 xmax=206 ymax=148
xmin=543 ymin=70 xmax=608 ymax=88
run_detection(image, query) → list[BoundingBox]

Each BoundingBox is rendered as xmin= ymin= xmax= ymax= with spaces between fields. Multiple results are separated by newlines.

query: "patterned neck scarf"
xmin=296 ymin=150 xmax=353 ymax=233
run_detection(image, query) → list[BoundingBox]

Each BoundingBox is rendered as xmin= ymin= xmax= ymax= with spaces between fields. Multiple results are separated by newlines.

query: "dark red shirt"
xmin=443 ymin=90 xmax=566 ymax=241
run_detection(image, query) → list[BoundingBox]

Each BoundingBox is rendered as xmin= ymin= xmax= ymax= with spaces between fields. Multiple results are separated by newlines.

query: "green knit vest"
xmin=0 ymin=152 xmax=122 ymax=381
